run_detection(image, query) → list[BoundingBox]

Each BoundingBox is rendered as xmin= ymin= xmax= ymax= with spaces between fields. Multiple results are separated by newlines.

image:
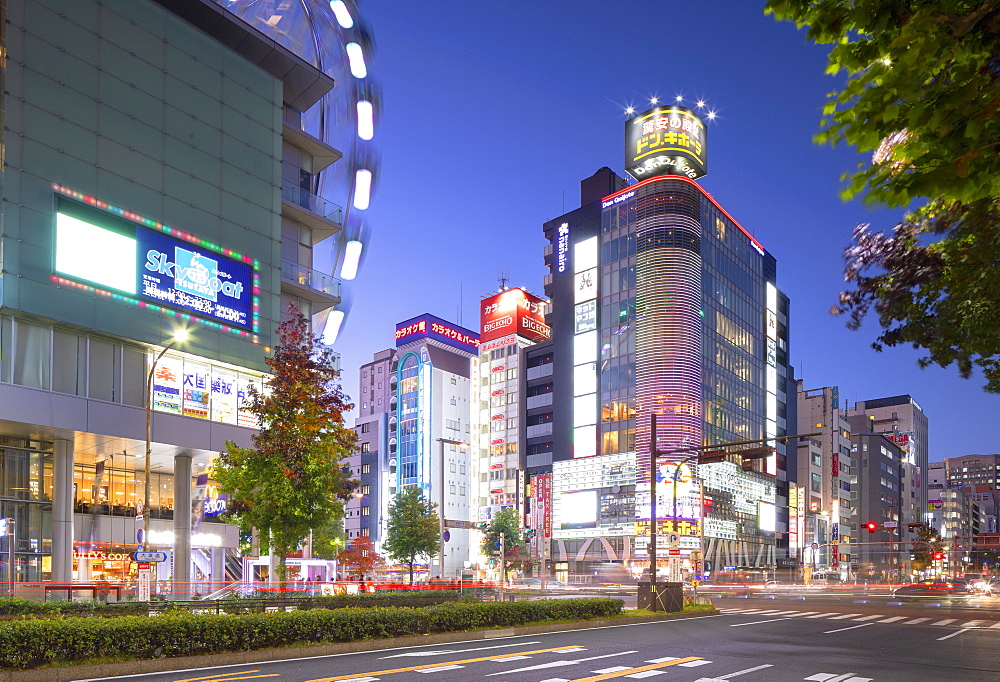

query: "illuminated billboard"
xmin=624 ymin=105 xmax=707 ymax=181
xmin=558 ymin=490 xmax=597 ymax=529
xmin=480 ymin=287 xmax=550 ymax=343
xmin=53 ymin=195 xmax=255 ymax=331
xmin=395 ymin=313 xmax=480 ymax=354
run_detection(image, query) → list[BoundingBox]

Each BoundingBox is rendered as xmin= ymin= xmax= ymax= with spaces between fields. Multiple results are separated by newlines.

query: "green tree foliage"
xmin=310 ymin=517 xmax=347 ymax=561
xmin=910 ymin=524 xmax=945 ymax=572
xmin=213 ymin=306 xmax=358 ymax=583
xmin=766 ymin=1 xmax=1000 ymax=390
xmin=480 ymin=508 xmax=527 ymax=580
xmin=383 ymin=488 xmax=439 ymax=583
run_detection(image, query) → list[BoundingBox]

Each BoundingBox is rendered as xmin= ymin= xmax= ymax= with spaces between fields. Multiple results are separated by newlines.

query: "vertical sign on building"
xmin=539 ymin=473 xmax=552 ymax=560
xmin=788 ymin=485 xmax=800 ymax=558
xmin=765 ymin=283 xmax=779 ymax=476
xmin=573 ymin=237 xmax=599 ymax=458
xmin=152 ymin=354 xmax=183 ymax=414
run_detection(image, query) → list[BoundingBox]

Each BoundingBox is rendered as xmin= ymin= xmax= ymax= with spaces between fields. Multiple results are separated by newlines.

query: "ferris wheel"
xmin=212 ymin=0 xmax=379 ymax=343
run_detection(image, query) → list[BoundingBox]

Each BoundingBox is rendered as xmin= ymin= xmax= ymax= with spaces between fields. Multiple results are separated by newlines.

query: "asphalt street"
xmin=80 ymin=598 xmax=1000 ymax=682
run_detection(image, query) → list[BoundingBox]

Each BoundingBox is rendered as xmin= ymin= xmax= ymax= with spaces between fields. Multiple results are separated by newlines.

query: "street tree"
xmin=213 ymin=305 xmax=358 ymax=584
xmin=383 ymin=487 xmax=439 ymax=584
xmin=337 ymin=536 xmax=384 ymax=580
xmin=766 ymin=1 xmax=1000 ymax=390
xmin=910 ymin=524 xmax=945 ymax=573
xmin=310 ymin=516 xmax=347 ymax=561
xmin=480 ymin=508 xmax=526 ymax=581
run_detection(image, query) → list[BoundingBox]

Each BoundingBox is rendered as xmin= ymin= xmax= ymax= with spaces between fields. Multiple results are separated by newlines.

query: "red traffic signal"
xmin=933 ymin=552 xmax=945 ymax=561
xmin=865 ymin=522 xmax=878 ymax=533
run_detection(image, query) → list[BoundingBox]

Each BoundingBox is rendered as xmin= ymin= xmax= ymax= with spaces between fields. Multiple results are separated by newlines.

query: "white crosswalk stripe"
xmin=960 ymin=620 xmax=986 ymax=627
xmin=852 ymin=615 xmax=885 ymax=621
xmin=720 ymin=608 xmax=1000 ymax=629
xmin=931 ymin=619 xmax=957 ymax=626
xmin=904 ymin=618 xmax=930 ymax=624
xmin=806 ymin=613 xmax=841 ymax=618
xmin=878 ymin=616 xmax=906 ymax=623
xmin=989 ymin=622 xmax=1000 ymax=629
xmin=828 ymin=613 xmax=863 ymax=620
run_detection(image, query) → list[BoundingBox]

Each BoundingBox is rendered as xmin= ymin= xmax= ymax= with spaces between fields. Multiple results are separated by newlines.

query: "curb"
xmin=1 ymin=610 xmax=717 ymax=682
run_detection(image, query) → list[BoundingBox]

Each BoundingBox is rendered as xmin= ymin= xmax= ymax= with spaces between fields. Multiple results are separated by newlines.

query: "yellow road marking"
xmin=170 ymin=673 xmax=278 ymax=682
xmin=567 ymin=656 xmax=703 ymax=681
xmin=304 ymin=645 xmax=583 ymax=682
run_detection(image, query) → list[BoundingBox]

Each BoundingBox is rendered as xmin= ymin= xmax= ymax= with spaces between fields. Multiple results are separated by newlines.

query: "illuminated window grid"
xmin=51 ymin=184 xmax=263 ymax=341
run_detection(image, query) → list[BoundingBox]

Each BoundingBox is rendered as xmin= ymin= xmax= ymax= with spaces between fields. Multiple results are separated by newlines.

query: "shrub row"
xmin=0 ymin=598 xmax=148 ymax=618
xmin=0 ymin=598 xmax=624 ymax=671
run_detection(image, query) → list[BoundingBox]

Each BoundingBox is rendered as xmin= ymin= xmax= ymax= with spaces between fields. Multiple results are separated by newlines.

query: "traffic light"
xmin=933 ymin=552 xmax=945 ymax=561
xmin=865 ymin=522 xmax=878 ymax=533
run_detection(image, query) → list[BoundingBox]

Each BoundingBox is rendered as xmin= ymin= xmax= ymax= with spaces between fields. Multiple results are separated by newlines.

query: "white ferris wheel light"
xmin=330 ymin=1 xmax=354 ymax=28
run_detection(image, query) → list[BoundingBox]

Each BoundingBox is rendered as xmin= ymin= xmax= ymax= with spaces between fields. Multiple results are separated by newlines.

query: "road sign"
xmin=442 ymin=530 xmax=451 ymax=543
xmin=811 ymin=542 xmax=819 ymax=550
xmin=138 ymin=570 xmax=151 ymax=602
xmin=884 ymin=521 xmax=899 ymax=528
xmin=668 ymin=548 xmax=681 ymax=556
xmin=137 ymin=563 xmax=151 ymax=570
xmin=133 ymin=551 xmax=168 ymax=562
xmin=443 ymin=519 xmax=477 ymax=529
xmin=666 ymin=533 xmax=680 ymax=545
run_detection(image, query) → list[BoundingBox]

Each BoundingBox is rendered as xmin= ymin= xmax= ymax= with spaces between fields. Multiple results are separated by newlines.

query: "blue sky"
xmin=332 ymin=0 xmax=1000 ymax=461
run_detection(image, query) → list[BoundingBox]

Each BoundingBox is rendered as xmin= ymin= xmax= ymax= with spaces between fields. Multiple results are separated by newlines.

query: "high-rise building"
xmin=474 ymin=287 xmax=550 ymax=534
xmin=845 ymin=415 xmax=906 ymax=579
xmin=0 ymin=0 xmax=370 ymax=595
xmin=849 ymin=396 xmax=929 ymax=533
xmin=534 ymin=104 xmax=792 ymax=578
xmin=364 ymin=315 xmax=481 ymax=577
xmin=794 ymin=383 xmax=854 ymax=577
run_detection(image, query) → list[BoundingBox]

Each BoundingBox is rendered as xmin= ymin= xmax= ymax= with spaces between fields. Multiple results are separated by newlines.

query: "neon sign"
xmin=556 ymin=223 xmax=570 ymax=273
xmin=395 ymin=314 xmax=479 ymax=354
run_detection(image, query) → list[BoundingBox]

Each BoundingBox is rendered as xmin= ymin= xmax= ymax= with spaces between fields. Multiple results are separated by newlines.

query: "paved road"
xmin=82 ymin=599 xmax=1000 ymax=682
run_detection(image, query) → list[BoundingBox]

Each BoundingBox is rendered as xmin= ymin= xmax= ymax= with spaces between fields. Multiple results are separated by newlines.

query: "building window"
xmin=459 ymin=464 xmax=465 ymax=475
xmin=361 ymin=506 xmax=370 ymax=516
xmin=450 ymin=462 xmax=456 ymax=472
xmin=378 ymin=366 xmax=382 ymax=373
xmin=460 ymin=486 xmax=466 ymax=496
xmin=811 ymin=473 xmax=822 ymax=493
xmin=360 ymin=442 xmax=371 ymax=453
xmin=449 ymin=484 xmax=456 ymax=494
xmin=451 ymin=377 xmax=457 ymax=384
xmin=362 ymin=464 xmax=371 ymax=474
xmin=360 ymin=423 xmax=371 ymax=434
xmin=362 ymin=485 xmax=370 ymax=495
xmin=361 ymin=527 xmax=370 ymax=536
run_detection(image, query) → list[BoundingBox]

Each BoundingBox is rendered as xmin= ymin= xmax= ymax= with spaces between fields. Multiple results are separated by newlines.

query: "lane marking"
xmin=823 ymin=623 xmax=873 ymax=634
xmin=417 ymin=665 xmax=463 ymax=673
xmin=678 ymin=660 xmax=712 ymax=667
xmin=591 ymin=668 xmax=632 ymax=674
xmin=805 ymin=613 xmax=840 ymax=618
xmin=796 ymin=612 xmax=820 ymax=617
xmin=624 ymin=672 xmax=665 ymax=679
xmin=877 ymin=616 xmax=906 ymax=623
xmin=931 ymin=619 xmax=957 ymax=626
xmin=492 ymin=656 xmax=531 ymax=661
xmin=381 ymin=641 xmax=541 ymax=658
xmin=851 ymin=615 xmax=884 ymax=621
xmin=171 ymin=670 xmax=281 ymax=682
xmin=828 ymin=613 xmax=862 ymax=620
xmin=566 ymin=657 xmax=703 ymax=682
xmin=486 ymin=651 xmax=638 ymax=677
xmin=989 ymin=622 xmax=1000 ymax=629
xmin=904 ymin=618 xmax=930 ymax=624
xmin=645 ymin=657 xmax=678 ymax=663
xmin=960 ymin=620 xmax=986 ymax=627
xmin=729 ymin=617 xmax=791 ymax=627
xmin=303 ymin=645 xmax=583 ymax=682
xmin=730 ymin=665 xmax=777 ymax=677
xmin=937 ymin=629 xmax=971 ymax=641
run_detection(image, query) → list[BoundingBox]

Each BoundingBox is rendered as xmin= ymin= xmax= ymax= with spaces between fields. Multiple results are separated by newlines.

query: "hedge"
xmin=0 ymin=598 xmax=624 ymax=670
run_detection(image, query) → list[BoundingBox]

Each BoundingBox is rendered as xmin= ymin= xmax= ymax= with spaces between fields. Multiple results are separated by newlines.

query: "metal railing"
xmin=281 ymin=179 xmax=343 ymax=223
xmin=281 ymin=259 xmax=341 ymax=297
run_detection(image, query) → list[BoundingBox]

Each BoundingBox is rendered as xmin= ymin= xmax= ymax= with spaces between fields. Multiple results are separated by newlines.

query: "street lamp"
xmin=142 ymin=328 xmax=190 ymax=553
xmin=436 ymin=438 xmax=468 ymax=579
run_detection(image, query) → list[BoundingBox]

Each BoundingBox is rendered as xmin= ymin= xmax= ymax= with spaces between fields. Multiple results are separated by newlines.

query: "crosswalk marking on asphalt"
xmin=877 ymin=616 xmax=906 ymax=623
xmin=719 ymin=609 xmax=1000 ymax=629
xmin=960 ymin=620 xmax=986 ymax=627
xmin=990 ymin=622 xmax=1000 ymax=629
xmin=904 ymin=618 xmax=930 ymax=624
xmin=806 ymin=613 xmax=840 ymax=618
xmin=852 ymin=615 xmax=884 ymax=621
xmin=931 ymin=619 xmax=957 ymax=626
xmin=828 ymin=613 xmax=863 ymax=620
xmin=804 ymin=674 xmax=872 ymax=682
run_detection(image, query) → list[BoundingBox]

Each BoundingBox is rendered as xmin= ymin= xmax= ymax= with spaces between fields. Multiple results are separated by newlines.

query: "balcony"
xmin=280 ymin=259 xmax=341 ymax=311
xmin=527 ymin=393 xmax=553 ymax=409
xmin=281 ymin=180 xmax=343 ymax=242
xmin=527 ymin=423 xmax=553 ymax=439
xmin=282 ymin=121 xmax=343 ymax=172
xmin=527 ymin=364 xmax=554 ymax=380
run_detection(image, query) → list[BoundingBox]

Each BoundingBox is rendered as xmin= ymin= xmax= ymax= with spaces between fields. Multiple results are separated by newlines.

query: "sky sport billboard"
xmin=624 ymin=104 xmax=707 ymax=181
xmin=54 ymin=199 xmax=254 ymax=330
xmin=480 ymin=287 xmax=551 ymax=343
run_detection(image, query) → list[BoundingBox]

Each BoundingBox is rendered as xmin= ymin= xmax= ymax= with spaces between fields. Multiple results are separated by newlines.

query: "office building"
xmin=849 ymin=395 xmax=929 ymax=535
xmin=0 ymin=0 xmax=370 ymax=595
xmin=534 ymin=104 xmax=792 ymax=577
xmin=846 ymin=415 xmax=905 ymax=580
xmin=352 ymin=315 xmax=479 ymax=577
xmin=474 ymin=287 xmax=550 ymax=528
xmin=794 ymin=383 xmax=854 ymax=577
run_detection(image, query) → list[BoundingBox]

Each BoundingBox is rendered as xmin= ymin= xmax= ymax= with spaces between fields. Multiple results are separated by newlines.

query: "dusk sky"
xmin=332 ymin=0 xmax=1000 ymax=461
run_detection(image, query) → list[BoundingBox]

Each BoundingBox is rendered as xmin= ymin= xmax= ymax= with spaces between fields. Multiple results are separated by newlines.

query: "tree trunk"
xmin=408 ymin=556 xmax=415 ymax=584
